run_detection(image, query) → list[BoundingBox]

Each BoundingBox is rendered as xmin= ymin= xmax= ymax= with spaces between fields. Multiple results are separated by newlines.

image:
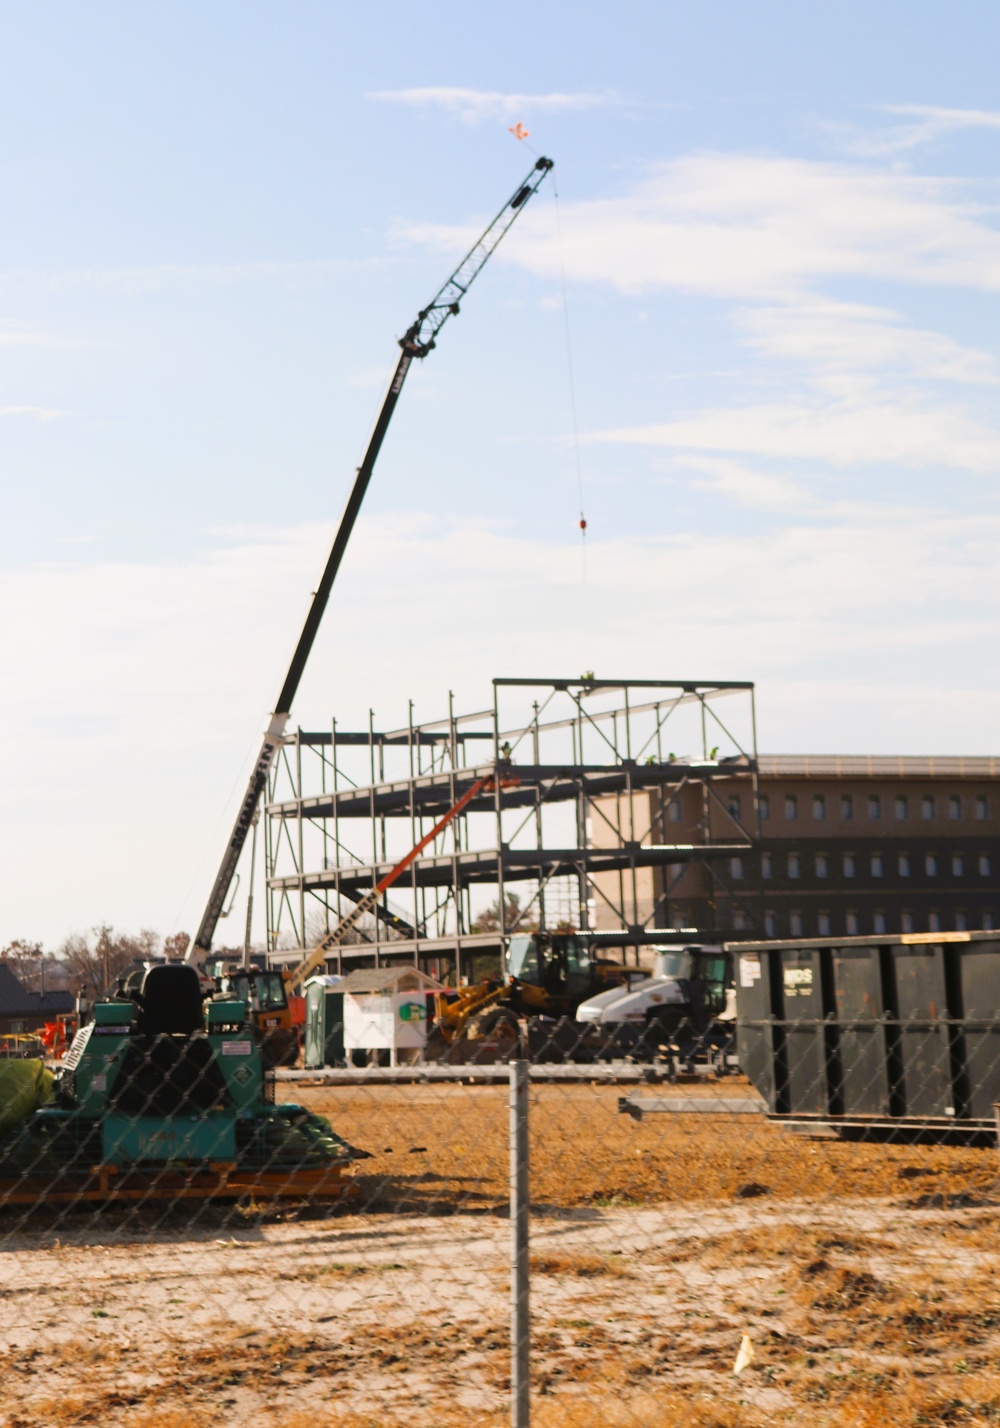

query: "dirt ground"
xmin=2 ymin=1080 xmax=1000 ymax=1427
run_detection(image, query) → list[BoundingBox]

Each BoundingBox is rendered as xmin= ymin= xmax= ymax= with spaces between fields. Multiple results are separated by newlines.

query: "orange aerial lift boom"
xmin=285 ymin=773 xmax=516 ymax=994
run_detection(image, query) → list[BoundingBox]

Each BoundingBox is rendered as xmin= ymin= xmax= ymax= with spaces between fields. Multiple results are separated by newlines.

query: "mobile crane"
xmin=183 ymin=157 xmax=554 ymax=1054
xmin=0 ymin=161 xmax=558 ymax=1205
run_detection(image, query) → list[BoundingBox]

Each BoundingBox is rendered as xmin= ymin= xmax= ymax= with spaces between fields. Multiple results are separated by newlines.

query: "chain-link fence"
xmin=3 ymin=949 xmax=1000 ymax=1428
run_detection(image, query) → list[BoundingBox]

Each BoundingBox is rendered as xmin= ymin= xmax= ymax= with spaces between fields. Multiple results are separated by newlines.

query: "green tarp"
xmin=0 ymin=1059 xmax=54 ymax=1135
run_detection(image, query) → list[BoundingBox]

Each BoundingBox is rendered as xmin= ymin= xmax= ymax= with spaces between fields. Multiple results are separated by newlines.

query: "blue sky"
xmin=4 ymin=2 xmax=1000 ymax=944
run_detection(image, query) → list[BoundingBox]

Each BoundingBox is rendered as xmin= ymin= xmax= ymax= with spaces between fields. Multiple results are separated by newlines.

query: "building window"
xmin=759 ymin=793 xmax=770 ymax=820
xmin=926 ymin=853 xmax=938 ymax=876
xmin=813 ymin=794 xmax=826 ymax=821
xmin=789 ymin=911 xmax=803 ymax=937
xmin=895 ymin=795 xmax=908 ymax=820
xmin=785 ymin=794 xmax=798 ymax=821
xmin=732 ymin=909 xmax=749 ymax=929
xmin=984 ymin=911 xmax=995 ymax=932
xmin=955 ymin=911 xmax=968 ymax=931
xmin=949 ymin=795 xmax=962 ymax=821
xmin=873 ymin=911 xmax=887 ymax=935
xmin=815 ymin=853 xmax=829 ymax=878
xmin=764 ymin=911 xmax=776 ymax=937
xmin=667 ymin=799 xmax=682 ymax=823
xmin=976 ymin=796 xmax=989 ymax=821
xmin=901 ymin=911 xmax=914 ymax=933
xmin=761 ymin=853 xmax=773 ymax=879
xmin=817 ymin=912 xmax=831 ymax=936
xmin=929 ymin=911 xmax=942 ymax=933
xmin=843 ymin=853 xmax=857 ymax=878
xmin=868 ymin=794 xmax=882 ymax=821
xmin=845 ymin=911 xmax=859 ymax=936
xmin=980 ymin=855 xmax=992 ymax=877
xmin=952 ymin=854 xmax=965 ymax=877
xmin=871 ymin=853 xmax=884 ymax=877
xmin=728 ymin=795 xmax=742 ymax=820
xmin=788 ymin=853 xmax=801 ymax=879
xmin=841 ymin=793 xmax=854 ymax=820
xmin=899 ymin=853 xmax=911 ymax=877
xmin=922 ymin=795 xmax=935 ymax=821
xmin=730 ymin=856 xmax=745 ymax=879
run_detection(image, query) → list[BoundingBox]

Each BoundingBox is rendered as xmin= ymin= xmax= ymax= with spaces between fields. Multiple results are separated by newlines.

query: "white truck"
xmin=575 ymin=945 xmax=736 ymax=1061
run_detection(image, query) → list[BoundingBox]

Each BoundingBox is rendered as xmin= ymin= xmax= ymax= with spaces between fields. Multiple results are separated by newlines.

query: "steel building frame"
xmin=263 ymin=678 xmax=762 ymax=981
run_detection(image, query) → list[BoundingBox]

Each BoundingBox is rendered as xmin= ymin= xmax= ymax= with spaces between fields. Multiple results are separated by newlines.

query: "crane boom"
xmin=187 ymin=157 xmax=553 ymax=965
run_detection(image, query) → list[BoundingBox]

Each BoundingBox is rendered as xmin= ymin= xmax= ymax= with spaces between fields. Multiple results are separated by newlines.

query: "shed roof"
xmin=338 ymin=967 xmax=445 ymax=995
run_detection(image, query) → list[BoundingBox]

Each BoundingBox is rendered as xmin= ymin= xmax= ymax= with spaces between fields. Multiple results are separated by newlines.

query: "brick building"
xmin=592 ymin=756 xmax=1000 ymax=941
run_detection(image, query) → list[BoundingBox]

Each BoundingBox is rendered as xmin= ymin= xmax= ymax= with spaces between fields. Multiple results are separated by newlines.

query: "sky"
xmin=3 ymin=1 xmax=1000 ymax=947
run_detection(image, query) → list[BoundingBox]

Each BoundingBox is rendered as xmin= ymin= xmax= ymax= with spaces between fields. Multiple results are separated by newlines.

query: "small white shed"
xmin=340 ymin=967 xmax=445 ymax=1065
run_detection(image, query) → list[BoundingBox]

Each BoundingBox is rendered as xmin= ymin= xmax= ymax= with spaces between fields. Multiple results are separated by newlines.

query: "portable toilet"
xmin=340 ymin=966 xmax=445 ymax=1066
xmin=303 ymin=975 xmax=345 ymax=1069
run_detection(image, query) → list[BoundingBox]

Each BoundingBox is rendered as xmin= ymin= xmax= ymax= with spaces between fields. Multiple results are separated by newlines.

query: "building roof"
xmin=758 ymin=755 xmax=1000 ymax=781
xmin=338 ymin=967 xmax=444 ymax=995
xmin=0 ymin=964 xmax=74 ymax=1016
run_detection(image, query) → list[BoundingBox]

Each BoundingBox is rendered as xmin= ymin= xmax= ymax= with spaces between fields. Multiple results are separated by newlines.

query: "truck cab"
xmin=575 ymin=945 xmax=735 ymax=1055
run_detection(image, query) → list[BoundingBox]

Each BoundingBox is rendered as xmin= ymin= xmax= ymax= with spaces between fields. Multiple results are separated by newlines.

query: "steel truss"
xmin=264 ymin=678 xmax=762 ymax=982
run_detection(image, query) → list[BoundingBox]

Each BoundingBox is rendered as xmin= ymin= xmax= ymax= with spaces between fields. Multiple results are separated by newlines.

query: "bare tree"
xmin=0 ymin=939 xmax=68 ymax=994
xmin=58 ymin=925 xmax=163 ymax=999
xmin=471 ymin=892 xmax=535 ymax=934
xmin=163 ymin=932 xmax=190 ymax=960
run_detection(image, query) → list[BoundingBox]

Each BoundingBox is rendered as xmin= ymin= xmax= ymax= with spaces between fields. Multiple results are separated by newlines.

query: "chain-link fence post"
xmin=510 ymin=1056 xmax=531 ymax=1428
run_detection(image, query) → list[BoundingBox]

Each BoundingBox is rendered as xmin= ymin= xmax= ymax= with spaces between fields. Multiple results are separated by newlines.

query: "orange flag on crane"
xmin=509 ymin=122 xmax=530 ymax=141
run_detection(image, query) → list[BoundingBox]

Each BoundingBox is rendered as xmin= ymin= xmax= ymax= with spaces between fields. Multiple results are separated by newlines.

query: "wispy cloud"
xmin=736 ymin=302 xmax=1000 ymax=386
xmin=368 ymin=86 xmax=620 ymax=125
xmin=856 ymin=104 xmax=1000 ymax=156
xmin=402 ymin=154 xmax=1000 ymax=300
xmin=399 ymin=152 xmax=1000 ymax=480
xmin=592 ymin=396 xmax=1000 ymax=473
xmin=0 ymin=404 xmax=64 ymax=419
xmin=0 ymin=327 xmax=76 ymax=348
xmin=676 ymin=455 xmax=814 ymax=512
xmin=0 ymin=256 xmax=380 ymax=297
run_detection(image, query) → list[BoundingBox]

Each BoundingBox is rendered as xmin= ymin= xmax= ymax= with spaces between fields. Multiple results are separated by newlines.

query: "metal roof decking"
xmin=265 ymin=758 xmax=756 ymax=823
xmin=268 ymin=840 xmax=754 ymax=896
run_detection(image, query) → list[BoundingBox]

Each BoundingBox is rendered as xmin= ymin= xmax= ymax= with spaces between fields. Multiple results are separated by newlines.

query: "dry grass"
xmin=532 ymin=1250 xmax=633 ymax=1278
xmin=296 ymin=1081 xmax=1000 ymax=1212
xmin=4 ymin=1080 xmax=1000 ymax=1426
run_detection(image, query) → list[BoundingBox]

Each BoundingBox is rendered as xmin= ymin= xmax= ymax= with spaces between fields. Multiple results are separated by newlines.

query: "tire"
xmin=468 ymin=1008 xmax=520 ymax=1062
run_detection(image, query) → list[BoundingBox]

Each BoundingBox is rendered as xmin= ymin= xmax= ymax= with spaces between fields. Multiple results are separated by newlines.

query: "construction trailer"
xmin=264 ymin=677 xmax=763 ymax=984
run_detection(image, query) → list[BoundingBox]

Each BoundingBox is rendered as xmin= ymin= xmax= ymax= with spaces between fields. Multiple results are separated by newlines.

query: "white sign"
xmin=739 ymin=956 xmax=762 ymax=988
xmin=344 ymin=992 xmax=432 ymax=1051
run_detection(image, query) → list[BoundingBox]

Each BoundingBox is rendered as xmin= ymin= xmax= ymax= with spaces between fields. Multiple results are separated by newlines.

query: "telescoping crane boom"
xmin=186 ymin=156 xmax=554 ymax=968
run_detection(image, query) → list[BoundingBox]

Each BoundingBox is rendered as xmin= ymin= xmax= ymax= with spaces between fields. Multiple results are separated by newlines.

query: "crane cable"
xmin=552 ymin=173 xmax=587 ymax=580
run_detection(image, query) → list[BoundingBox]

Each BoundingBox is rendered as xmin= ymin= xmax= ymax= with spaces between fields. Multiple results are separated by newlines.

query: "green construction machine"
xmin=0 ymin=963 xmax=358 ymax=1206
